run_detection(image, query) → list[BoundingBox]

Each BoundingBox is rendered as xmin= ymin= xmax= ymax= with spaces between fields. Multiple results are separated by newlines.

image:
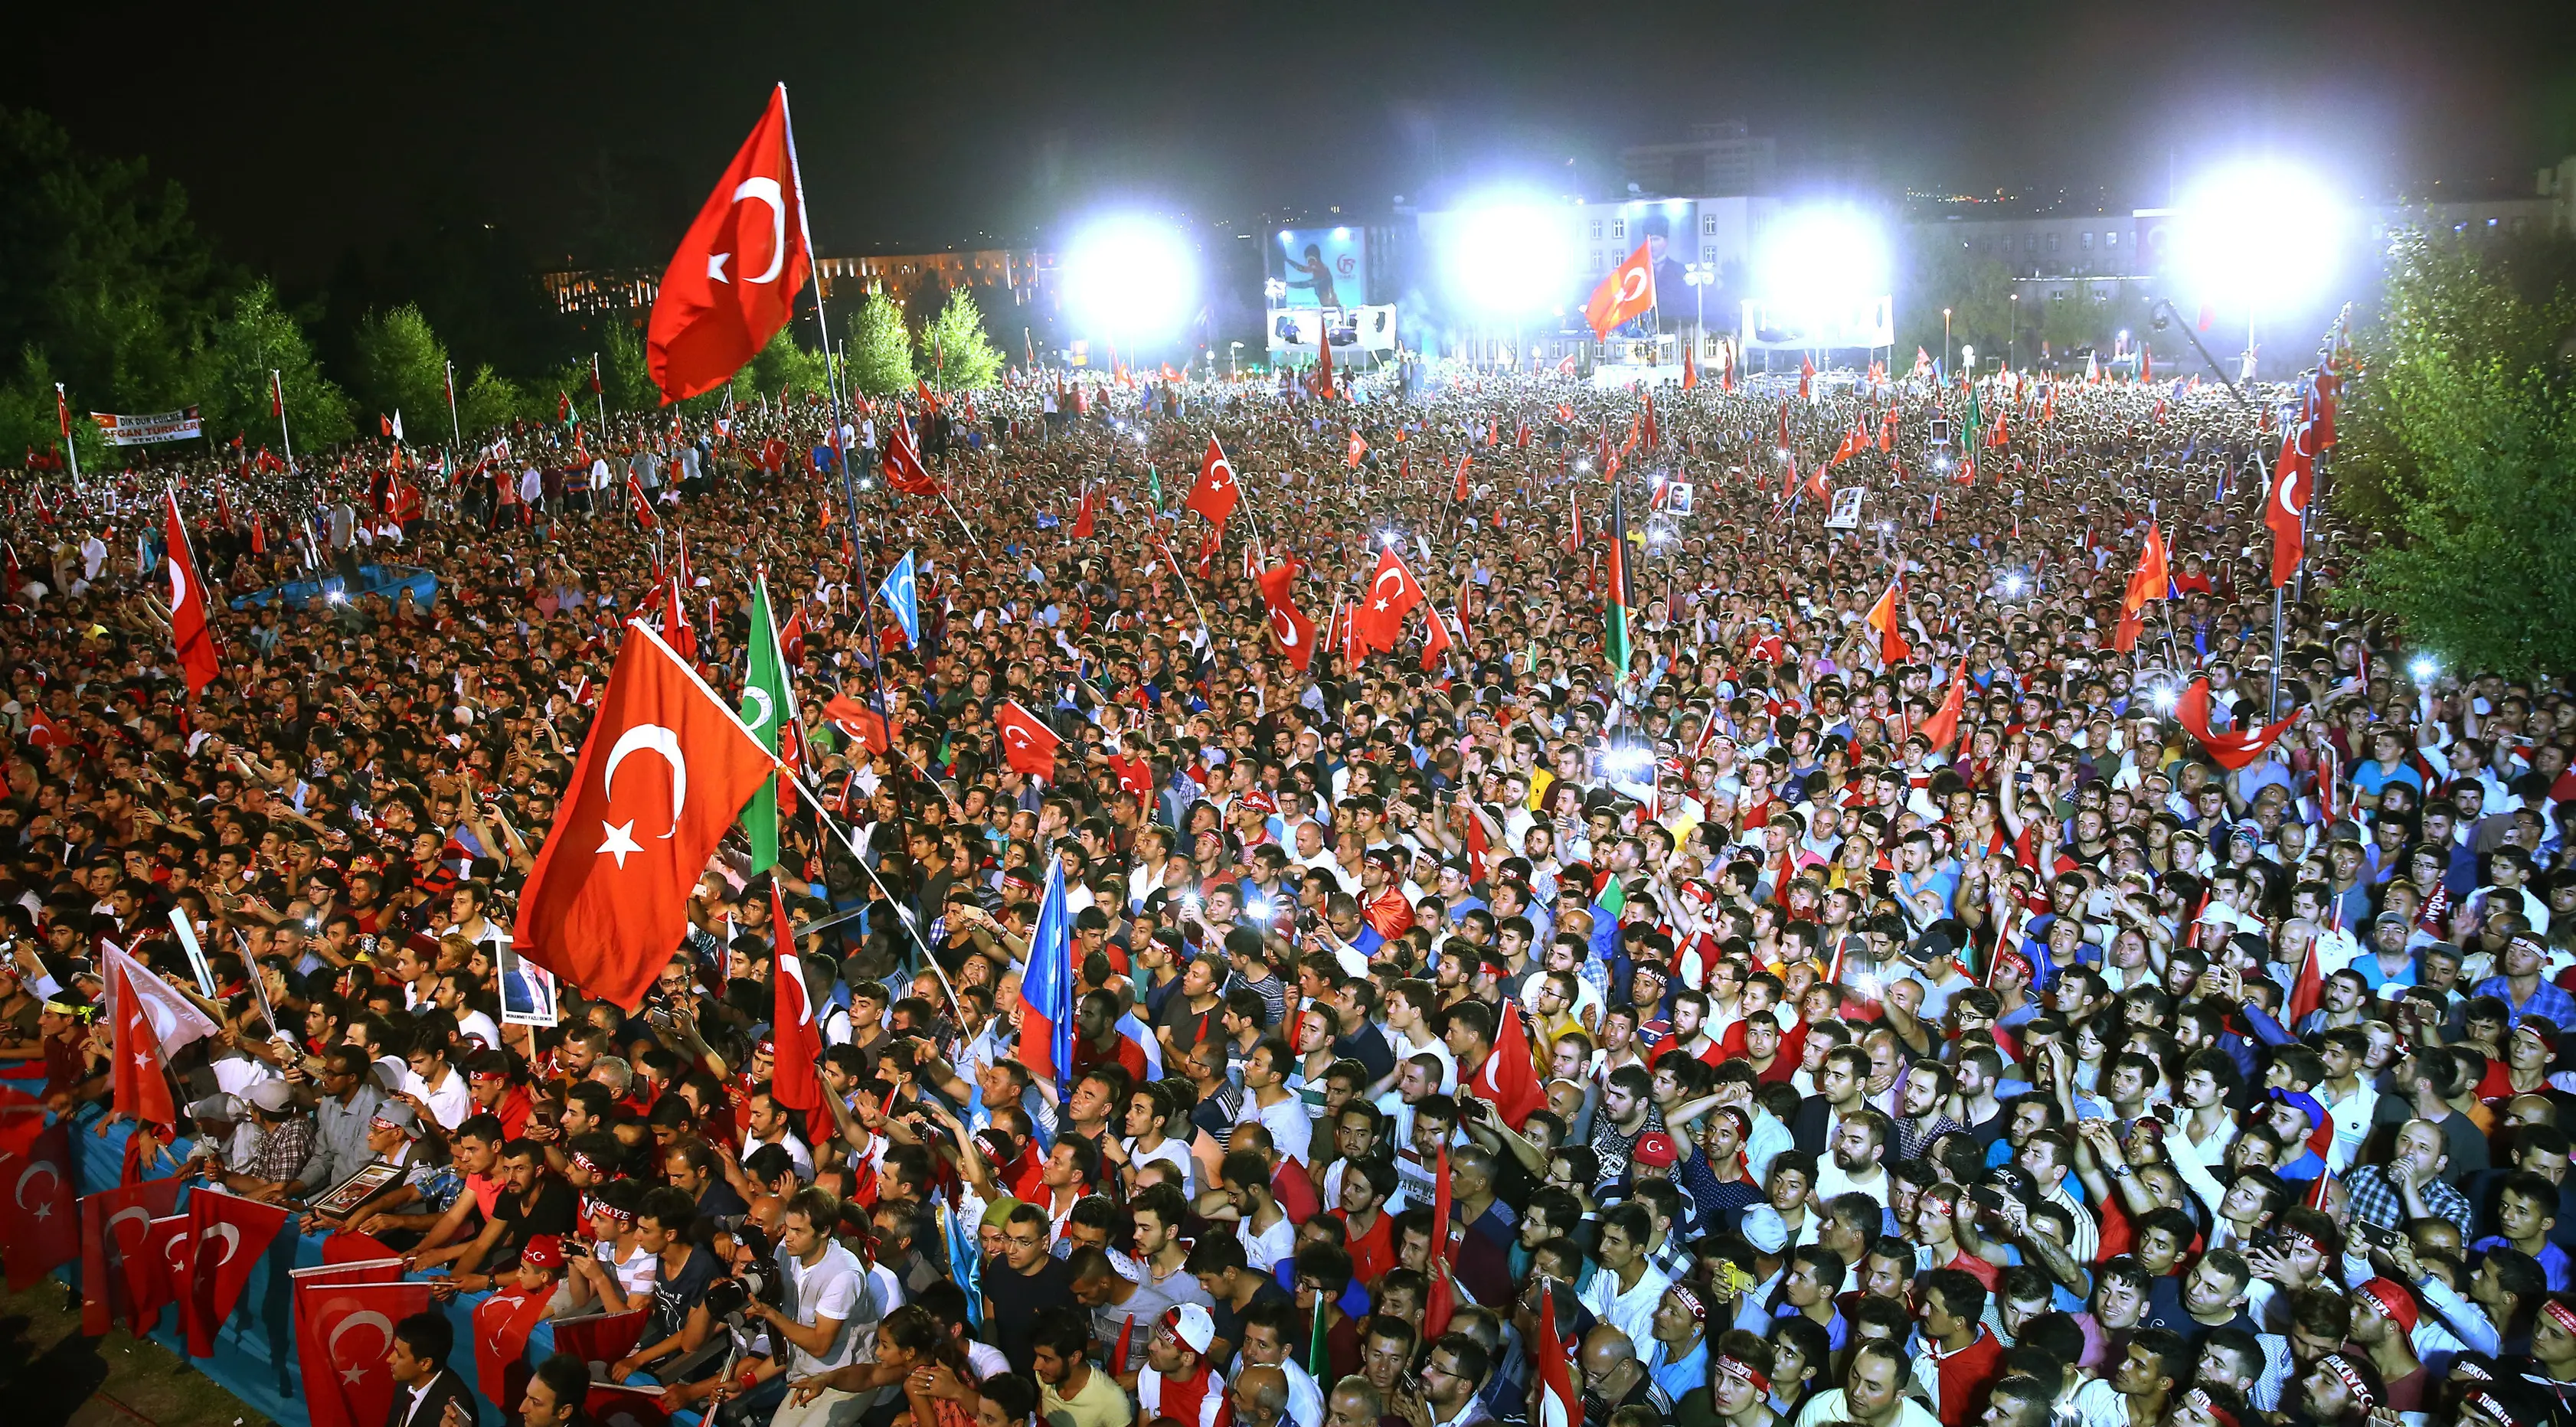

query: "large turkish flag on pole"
xmin=295 ymin=1274 xmax=432 ymax=1427
xmin=1584 ymin=241 xmax=1656 ymax=340
xmin=995 ymin=700 xmax=1062 ymax=780
xmin=512 ymin=621 xmax=777 ymax=1010
xmin=162 ymin=491 xmax=220 ymax=694
xmin=647 ymin=85 xmax=813 ymax=403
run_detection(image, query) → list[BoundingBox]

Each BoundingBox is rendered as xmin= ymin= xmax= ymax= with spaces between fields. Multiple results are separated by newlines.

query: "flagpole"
xmin=593 ymin=353 xmax=608 ymax=433
xmin=55 ymin=384 xmax=81 ymax=495
xmin=775 ymin=81 xmax=878 ymax=658
xmin=445 ymin=360 xmax=463 ymax=452
xmin=783 ymin=762 xmax=967 ymax=1027
xmin=272 ymin=370 xmax=295 ymax=469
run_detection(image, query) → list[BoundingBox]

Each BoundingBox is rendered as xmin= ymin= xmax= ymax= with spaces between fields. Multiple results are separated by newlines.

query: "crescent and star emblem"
xmin=741 ymin=687 xmax=774 ymax=733
xmin=327 ymin=1309 xmax=395 ymax=1385
xmin=708 ymin=177 xmax=787 ymax=286
xmin=15 ymin=1160 xmax=61 ymax=1218
xmin=104 ymin=1205 xmax=153 ymax=1249
xmin=168 ymin=559 xmax=187 ymax=612
xmin=201 ymin=1221 xmax=242 ymax=1266
xmin=1620 ymin=269 xmax=1650 ymax=303
xmin=600 ymin=723 xmax=688 ymax=865
xmin=1270 ymin=609 xmax=1301 ymax=646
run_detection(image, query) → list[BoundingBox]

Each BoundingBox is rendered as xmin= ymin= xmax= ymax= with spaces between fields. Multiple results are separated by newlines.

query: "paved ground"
xmin=0 ymin=1279 xmax=271 ymax=1427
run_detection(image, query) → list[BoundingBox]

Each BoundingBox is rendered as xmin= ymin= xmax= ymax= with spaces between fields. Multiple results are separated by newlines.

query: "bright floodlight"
xmin=2411 ymin=655 xmax=2438 ymax=682
xmin=2176 ymin=162 xmax=2345 ymax=314
xmin=1062 ymin=215 xmax=1195 ymax=339
xmin=1449 ymin=199 xmax=1572 ymax=318
xmin=1756 ymin=206 xmax=1890 ymax=315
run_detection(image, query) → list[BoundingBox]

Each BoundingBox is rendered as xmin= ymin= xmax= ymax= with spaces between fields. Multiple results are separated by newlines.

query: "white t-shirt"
xmin=404 ymin=1068 xmax=473 ymax=1131
xmin=777 ymin=1242 xmax=867 ymax=1373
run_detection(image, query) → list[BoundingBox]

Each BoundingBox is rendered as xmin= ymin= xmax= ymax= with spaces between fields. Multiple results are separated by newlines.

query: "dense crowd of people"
xmin=10 ymin=345 xmax=2575 ymax=1427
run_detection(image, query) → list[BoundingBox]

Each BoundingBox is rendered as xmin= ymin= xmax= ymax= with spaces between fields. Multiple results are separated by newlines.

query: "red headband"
xmin=2546 ymin=1300 xmax=2576 ymax=1339
xmin=2184 ymin=1389 xmax=2239 ymax=1427
xmin=1669 ymin=1285 xmax=1706 ymax=1322
xmin=1718 ymin=1356 xmax=1772 ymax=1396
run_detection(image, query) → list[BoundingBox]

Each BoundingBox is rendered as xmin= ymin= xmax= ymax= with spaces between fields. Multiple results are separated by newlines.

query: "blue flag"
xmin=878 ymin=548 xmax=920 ymax=647
xmin=1018 ymin=860 xmax=1075 ymax=1098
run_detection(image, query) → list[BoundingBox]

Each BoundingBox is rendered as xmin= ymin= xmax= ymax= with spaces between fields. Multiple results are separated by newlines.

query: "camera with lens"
xmin=1296 ymin=909 xmax=1322 ymax=934
xmin=702 ymin=1259 xmax=783 ymax=1324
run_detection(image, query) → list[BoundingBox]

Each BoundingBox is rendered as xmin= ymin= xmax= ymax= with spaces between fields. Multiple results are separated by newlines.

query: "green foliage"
xmin=0 ymin=107 xmax=227 ymax=414
xmin=353 ymin=304 xmax=450 ymax=439
xmin=917 ymin=287 xmax=1005 ymax=391
xmin=600 ymin=322 xmax=659 ymax=414
xmin=195 ymin=281 xmax=355 ymax=451
xmin=0 ymin=345 xmax=110 ymax=473
xmin=746 ymin=325 xmax=837 ymax=405
xmin=456 ymin=364 xmax=524 ymax=438
xmin=2339 ymin=222 xmax=2576 ymax=679
xmin=848 ymin=292 xmax=915 ymax=397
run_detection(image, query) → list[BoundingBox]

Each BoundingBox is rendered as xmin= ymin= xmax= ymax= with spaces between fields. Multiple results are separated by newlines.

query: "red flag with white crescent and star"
xmin=0 ymin=1118 xmax=78 ymax=1290
xmin=820 ymin=695 xmax=891 ymax=753
xmin=162 ymin=491 xmax=220 ymax=694
xmin=106 ymin=947 xmax=176 ymax=1131
xmin=1583 ymin=242 xmax=1656 ymax=339
xmin=995 ymin=700 xmax=1062 ymax=779
xmin=1258 ymin=563 xmax=1316 ymax=671
xmin=295 ymin=1275 xmax=433 ymax=1427
xmin=1185 ymin=436 xmax=1240 ymax=527
xmin=182 ymin=1188 xmax=292 ymax=1357
xmin=474 ymin=1285 xmax=556 ymax=1405
xmin=647 ymin=86 xmax=813 ymax=403
xmin=511 ymin=621 xmax=778 ymax=1011
xmin=769 ymin=877 xmax=825 ymax=1112
xmin=1352 ymin=546 xmax=1425 ymax=654
xmin=80 ymin=1173 xmax=182 ymax=1336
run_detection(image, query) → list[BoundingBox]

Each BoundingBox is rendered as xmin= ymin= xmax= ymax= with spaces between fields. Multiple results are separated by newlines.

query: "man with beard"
xmin=2068 ymin=1327 xmax=2185 ymax=1427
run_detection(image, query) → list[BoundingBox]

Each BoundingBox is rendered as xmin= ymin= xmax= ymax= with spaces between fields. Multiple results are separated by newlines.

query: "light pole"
xmin=2008 ymin=292 xmax=2018 ymax=373
xmin=1229 ymin=340 xmax=1243 ymax=378
xmin=1943 ymin=308 xmax=1952 ymax=382
xmin=1684 ymin=262 xmax=1715 ymax=364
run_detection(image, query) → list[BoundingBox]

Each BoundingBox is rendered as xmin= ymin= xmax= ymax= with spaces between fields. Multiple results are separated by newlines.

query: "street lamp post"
xmin=2008 ymin=292 xmax=2018 ymax=372
xmin=1943 ymin=308 xmax=1953 ymax=382
xmin=1684 ymin=262 xmax=1715 ymax=365
xmin=1230 ymin=341 xmax=1243 ymax=378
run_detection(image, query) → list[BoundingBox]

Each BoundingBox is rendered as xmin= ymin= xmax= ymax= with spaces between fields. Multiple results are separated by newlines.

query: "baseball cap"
xmin=1160 ymin=1302 xmax=1216 ymax=1356
xmin=245 ymin=1080 xmax=296 ymax=1114
xmin=1633 ymin=1132 xmax=1679 ymax=1169
xmin=370 ymin=1102 xmax=423 ymax=1139
xmin=1739 ymin=1203 xmax=1790 ymax=1255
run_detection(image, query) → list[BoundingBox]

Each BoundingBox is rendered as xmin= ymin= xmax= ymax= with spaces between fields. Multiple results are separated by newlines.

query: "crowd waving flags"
xmin=0 ymin=107 xmax=2538 ymax=1427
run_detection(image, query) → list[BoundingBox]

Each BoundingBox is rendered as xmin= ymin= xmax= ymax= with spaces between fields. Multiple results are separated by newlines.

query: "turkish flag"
xmin=1800 ymin=354 xmax=1816 ymax=400
xmin=512 ymin=621 xmax=777 ymax=1011
xmin=551 ymin=1306 xmax=652 ymax=1375
xmin=109 ymin=950 xmax=177 ymax=1131
xmin=1 ymin=1120 xmax=80 ymax=1290
xmin=1257 ymin=563 xmax=1316 ymax=671
xmin=1535 ymin=1281 xmax=1581 ymax=1427
xmin=1420 ymin=606 xmax=1456 ymax=673
xmin=2173 ymin=679 xmax=2297 ymax=772
xmin=1473 ymin=1001 xmax=1549 ymax=1131
xmin=1107 ymin=753 xmax=1154 ymax=799
xmin=820 ymin=694 xmax=891 ymax=753
xmin=1584 ymin=242 xmax=1656 ymax=339
xmin=474 ymin=1286 xmax=556 ymax=1406
xmin=2114 ymin=522 xmax=2169 ymax=653
xmin=1865 ymin=580 xmax=1911 ymax=667
xmin=1345 ymin=430 xmax=1367 ymax=469
xmin=162 ymin=492 xmax=220 ymax=694
xmin=2265 ymin=406 xmax=2313 ymax=588
xmin=883 ymin=420 xmax=939 ymax=495
xmin=1352 ymin=547 xmax=1425 ymax=654
xmin=1919 ymin=664 xmax=1970 ymax=753
xmin=1453 ymin=452 xmax=1471 ymax=505
xmin=1071 ymin=485 xmax=1095 ymax=539
xmin=587 ymin=1384 xmax=675 ymax=1427
xmin=1185 ymin=436 xmax=1240 ymax=527
xmin=995 ymin=700 xmax=1062 ymax=779
xmin=82 ymin=1174 xmax=182 ymax=1336
xmin=769 ymin=879 xmax=825 ymax=1113
xmin=1681 ymin=343 xmax=1698 ymax=391
xmin=183 ymin=1188 xmax=292 ymax=1356
xmin=296 ymin=1275 xmax=432 ymax=1427
xmin=646 ymin=86 xmax=812 ymax=403
xmin=123 ymin=1213 xmax=191 ymax=1336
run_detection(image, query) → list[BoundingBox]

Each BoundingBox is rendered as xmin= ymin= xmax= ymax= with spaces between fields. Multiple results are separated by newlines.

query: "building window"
xmin=2104 ymin=230 xmax=2118 ymax=247
xmin=2025 ymin=234 xmax=2037 ymax=253
xmin=1702 ymin=245 xmax=1718 ymax=265
xmin=2047 ymin=233 xmax=2060 ymax=253
xmin=1702 ymin=214 xmax=1718 ymax=236
xmin=2081 ymin=232 xmax=2094 ymax=250
xmin=1588 ymin=220 xmax=1602 ymax=240
xmin=1610 ymin=217 xmax=1626 ymax=240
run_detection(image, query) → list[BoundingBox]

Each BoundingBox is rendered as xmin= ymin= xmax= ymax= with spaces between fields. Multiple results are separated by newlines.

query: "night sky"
xmin=21 ymin=0 xmax=2576 ymax=285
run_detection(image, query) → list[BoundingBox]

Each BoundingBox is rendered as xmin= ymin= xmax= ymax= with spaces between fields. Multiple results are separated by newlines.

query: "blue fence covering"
xmin=230 ymin=564 xmax=438 ymax=612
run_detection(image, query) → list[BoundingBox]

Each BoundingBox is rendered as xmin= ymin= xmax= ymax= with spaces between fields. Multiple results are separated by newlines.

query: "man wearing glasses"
xmin=283 ymin=1043 xmax=385 ymax=1203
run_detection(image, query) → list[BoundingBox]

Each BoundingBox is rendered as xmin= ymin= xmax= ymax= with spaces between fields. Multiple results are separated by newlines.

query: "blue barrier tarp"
xmin=230 ymin=564 xmax=437 ymax=612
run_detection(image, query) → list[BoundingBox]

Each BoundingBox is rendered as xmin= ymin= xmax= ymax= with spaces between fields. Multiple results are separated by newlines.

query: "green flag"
xmin=1963 ymin=386 xmax=1984 ymax=449
xmin=1148 ymin=465 xmax=1164 ymax=511
xmin=1308 ymin=1287 xmax=1329 ymax=1381
xmin=740 ymin=576 xmax=791 ymax=872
